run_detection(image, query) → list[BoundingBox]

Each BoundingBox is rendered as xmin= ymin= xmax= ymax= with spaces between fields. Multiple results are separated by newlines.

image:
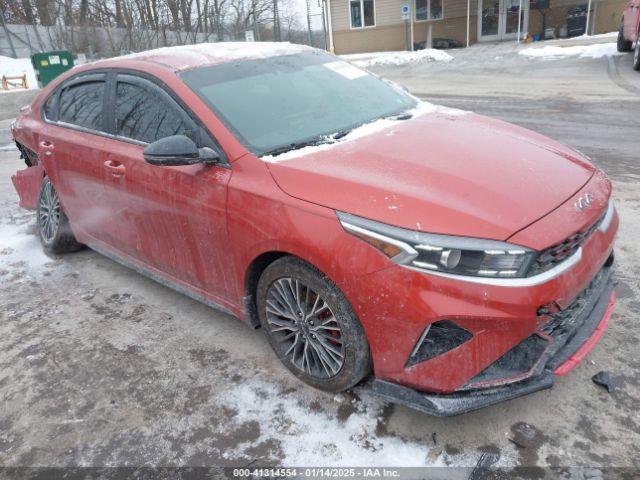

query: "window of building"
xmin=115 ymin=80 xmax=193 ymax=144
xmin=58 ymin=81 xmax=105 ymax=131
xmin=415 ymin=0 xmax=443 ymax=20
xmin=350 ymin=0 xmax=375 ymax=28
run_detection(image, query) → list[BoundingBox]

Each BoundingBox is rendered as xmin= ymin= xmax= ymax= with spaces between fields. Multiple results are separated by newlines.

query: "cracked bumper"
xmin=368 ymin=266 xmax=616 ymax=416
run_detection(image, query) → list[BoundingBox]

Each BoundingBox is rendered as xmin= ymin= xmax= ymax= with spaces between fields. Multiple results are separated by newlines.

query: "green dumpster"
xmin=31 ymin=51 xmax=74 ymax=88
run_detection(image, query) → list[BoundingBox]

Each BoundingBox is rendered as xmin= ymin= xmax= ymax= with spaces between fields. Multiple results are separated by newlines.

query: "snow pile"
xmin=0 ymin=56 xmax=38 ymax=92
xmin=547 ymin=31 xmax=618 ymax=43
xmin=216 ymin=379 xmax=477 ymax=466
xmin=262 ymin=101 xmax=468 ymax=162
xmin=0 ymin=214 xmax=53 ymax=274
xmin=519 ymin=42 xmax=622 ymax=60
xmin=342 ymin=49 xmax=453 ymax=68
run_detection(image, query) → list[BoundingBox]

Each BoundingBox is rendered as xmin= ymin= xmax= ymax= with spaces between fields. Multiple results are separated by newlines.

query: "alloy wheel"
xmin=265 ymin=277 xmax=345 ymax=379
xmin=38 ymin=180 xmax=61 ymax=243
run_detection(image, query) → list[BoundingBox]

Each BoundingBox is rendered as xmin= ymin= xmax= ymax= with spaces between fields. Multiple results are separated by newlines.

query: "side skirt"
xmin=87 ymin=241 xmax=239 ymax=320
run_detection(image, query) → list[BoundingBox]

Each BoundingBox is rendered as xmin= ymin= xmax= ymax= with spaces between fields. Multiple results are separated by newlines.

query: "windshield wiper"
xmin=331 ymin=128 xmax=353 ymax=140
xmin=387 ymin=112 xmax=413 ymax=121
xmin=263 ymin=128 xmax=355 ymax=157
xmin=263 ymin=137 xmax=328 ymax=157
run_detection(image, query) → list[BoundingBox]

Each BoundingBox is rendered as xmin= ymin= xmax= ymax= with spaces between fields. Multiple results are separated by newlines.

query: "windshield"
xmin=180 ymin=52 xmax=417 ymax=156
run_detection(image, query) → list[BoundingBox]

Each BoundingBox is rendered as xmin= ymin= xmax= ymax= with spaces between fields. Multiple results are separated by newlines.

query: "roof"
xmin=110 ymin=42 xmax=316 ymax=71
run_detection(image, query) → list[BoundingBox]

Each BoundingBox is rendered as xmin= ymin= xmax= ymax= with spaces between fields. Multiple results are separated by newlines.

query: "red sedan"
xmin=618 ymin=0 xmax=640 ymax=70
xmin=10 ymin=43 xmax=618 ymax=416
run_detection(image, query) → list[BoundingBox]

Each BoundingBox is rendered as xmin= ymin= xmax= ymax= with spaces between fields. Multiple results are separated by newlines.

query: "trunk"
xmin=166 ymin=0 xmax=181 ymax=30
xmin=180 ymin=0 xmax=193 ymax=32
xmin=115 ymin=0 xmax=124 ymax=27
xmin=35 ymin=0 xmax=53 ymax=26
xmin=79 ymin=0 xmax=88 ymax=25
xmin=21 ymin=0 xmax=36 ymax=24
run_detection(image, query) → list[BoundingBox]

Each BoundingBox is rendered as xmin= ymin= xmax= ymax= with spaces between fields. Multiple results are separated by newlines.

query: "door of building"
xmin=478 ymin=0 xmax=529 ymax=41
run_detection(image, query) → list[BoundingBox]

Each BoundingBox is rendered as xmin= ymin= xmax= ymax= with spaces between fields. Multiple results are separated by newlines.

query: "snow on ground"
xmin=518 ymin=42 xmax=623 ymax=60
xmin=342 ymin=49 xmax=454 ymax=68
xmin=261 ymin=101 xmax=468 ymax=162
xmin=546 ymin=31 xmax=618 ymax=43
xmin=0 ymin=211 xmax=55 ymax=277
xmin=217 ymin=377 xmax=516 ymax=467
xmin=0 ymin=56 xmax=38 ymax=93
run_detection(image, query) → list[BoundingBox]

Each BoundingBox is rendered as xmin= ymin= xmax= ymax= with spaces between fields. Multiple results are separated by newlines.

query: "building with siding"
xmin=326 ymin=0 xmax=628 ymax=53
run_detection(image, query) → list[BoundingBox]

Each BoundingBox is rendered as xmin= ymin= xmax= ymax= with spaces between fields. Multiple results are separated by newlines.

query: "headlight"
xmin=337 ymin=212 xmax=535 ymax=279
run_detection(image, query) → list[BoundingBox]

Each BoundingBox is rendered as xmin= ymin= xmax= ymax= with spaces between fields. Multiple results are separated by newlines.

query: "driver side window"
xmin=115 ymin=78 xmax=194 ymax=144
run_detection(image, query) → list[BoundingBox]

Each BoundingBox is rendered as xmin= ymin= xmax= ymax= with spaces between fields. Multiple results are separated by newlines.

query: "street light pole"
xmin=306 ymin=0 xmax=313 ymax=45
xmin=466 ymin=0 xmax=470 ymax=47
xmin=517 ymin=0 xmax=522 ymax=43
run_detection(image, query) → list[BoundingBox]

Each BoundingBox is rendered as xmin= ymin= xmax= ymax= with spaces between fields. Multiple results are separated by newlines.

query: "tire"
xmin=37 ymin=177 xmax=83 ymax=253
xmin=634 ymin=42 xmax=640 ymax=71
xmin=618 ymin=26 xmax=632 ymax=52
xmin=257 ymin=256 xmax=371 ymax=392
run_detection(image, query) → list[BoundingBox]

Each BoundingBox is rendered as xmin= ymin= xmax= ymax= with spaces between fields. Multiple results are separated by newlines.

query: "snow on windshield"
xmin=261 ymin=101 xmax=469 ymax=163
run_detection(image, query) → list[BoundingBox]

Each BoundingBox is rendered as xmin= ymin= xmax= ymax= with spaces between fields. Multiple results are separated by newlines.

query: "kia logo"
xmin=575 ymin=193 xmax=592 ymax=211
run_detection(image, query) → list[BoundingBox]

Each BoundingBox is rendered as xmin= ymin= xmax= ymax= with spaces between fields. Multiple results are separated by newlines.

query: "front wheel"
xmin=618 ymin=27 xmax=632 ymax=52
xmin=634 ymin=42 xmax=640 ymax=71
xmin=37 ymin=177 xmax=82 ymax=253
xmin=257 ymin=256 xmax=371 ymax=392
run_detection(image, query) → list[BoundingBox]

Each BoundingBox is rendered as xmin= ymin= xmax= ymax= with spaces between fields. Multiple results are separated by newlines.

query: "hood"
xmin=265 ymin=111 xmax=595 ymax=241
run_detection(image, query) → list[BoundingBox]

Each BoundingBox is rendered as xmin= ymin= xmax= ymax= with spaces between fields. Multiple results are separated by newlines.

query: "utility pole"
xmin=306 ymin=0 xmax=313 ymax=46
xmin=0 ymin=4 xmax=17 ymax=58
xmin=273 ymin=0 xmax=281 ymax=40
xmin=252 ymin=0 xmax=259 ymax=40
xmin=324 ymin=0 xmax=334 ymax=52
xmin=320 ymin=0 xmax=327 ymax=50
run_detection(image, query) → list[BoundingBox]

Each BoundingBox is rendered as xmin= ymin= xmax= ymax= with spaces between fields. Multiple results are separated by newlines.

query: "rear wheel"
xmin=634 ymin=42 xmax=640 ymax=71
xmin=257 ymin=256 xmax=371 ymax=392
xmin=618 ymin=26 xmax=632 ymax=52
xmin=37 ymin=177 xmax=82 ymax=253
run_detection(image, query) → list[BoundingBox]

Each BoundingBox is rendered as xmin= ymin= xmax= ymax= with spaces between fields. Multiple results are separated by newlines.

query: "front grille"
xmin=527 ymin=212 xmax=604 ymax=277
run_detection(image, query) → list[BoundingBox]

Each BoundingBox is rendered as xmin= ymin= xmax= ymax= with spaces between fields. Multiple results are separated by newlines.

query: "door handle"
xmin=104 ymin=160 xmax=126 ymax=177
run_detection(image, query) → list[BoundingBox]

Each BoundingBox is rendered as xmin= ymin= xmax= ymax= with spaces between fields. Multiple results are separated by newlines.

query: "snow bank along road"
xmin=1 ymin=43 xmax=640 ymax=472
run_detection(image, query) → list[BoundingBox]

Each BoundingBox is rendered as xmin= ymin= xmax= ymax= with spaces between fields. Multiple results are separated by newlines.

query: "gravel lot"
xmin=1 ymin=40 xmax=639 ymax=476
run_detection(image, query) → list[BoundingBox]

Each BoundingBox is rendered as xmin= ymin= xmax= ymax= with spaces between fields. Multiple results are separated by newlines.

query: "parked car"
xmin=617 ymin=0 xmax=640 ymax=70
xmin=10 ymin=43 xmax=618 ymax=416
xmin=567 ymin=5 xmax=588 ymax=37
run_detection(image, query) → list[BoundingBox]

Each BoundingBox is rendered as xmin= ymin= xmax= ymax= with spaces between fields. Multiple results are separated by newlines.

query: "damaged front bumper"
xmin=368 ymin=264 xmax=616 ymax=416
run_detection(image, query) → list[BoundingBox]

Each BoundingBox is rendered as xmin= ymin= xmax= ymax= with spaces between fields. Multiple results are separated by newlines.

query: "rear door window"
xmin=114 ymin=76 xmax=194 ymax=144
xmin=58 ymin=79 xmax=105 ymax=131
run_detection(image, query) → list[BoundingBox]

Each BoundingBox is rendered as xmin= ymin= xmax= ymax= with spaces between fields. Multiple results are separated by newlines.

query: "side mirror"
xmin=143 ymin=135 xmax=220 ymax=166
